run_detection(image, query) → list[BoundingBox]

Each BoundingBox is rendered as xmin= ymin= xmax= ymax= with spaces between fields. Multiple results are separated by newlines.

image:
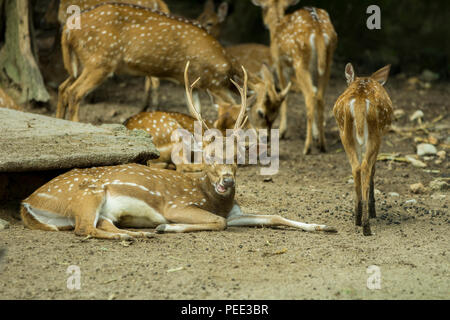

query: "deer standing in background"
xmin=21 ymin=63 xmax=336 ymax=239
xmin=197 ymin=0 xmax=229 ymax=39
xmin=252 ymin=0 xmax=337 ymax=154
xmin=333 ymin=64 xmax=392 ymax=236
xmin=49 ymin=0 xmax=170 ymax=110
xmin=56 ymin=2 xmax=245 ymax=122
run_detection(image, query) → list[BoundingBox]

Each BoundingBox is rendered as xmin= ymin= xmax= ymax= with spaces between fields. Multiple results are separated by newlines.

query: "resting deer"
xmin=197 ymin=0 xmax=229 ymax=39
xmin=21 ymin=63 xmax=336 ymax=239
xmin=252 ymin=0 xmax=337 ymax=154
xmin=333 ymin=64 xmax=393 ymax=236
xmin=56 ymin=2 xmax=261 ymax=122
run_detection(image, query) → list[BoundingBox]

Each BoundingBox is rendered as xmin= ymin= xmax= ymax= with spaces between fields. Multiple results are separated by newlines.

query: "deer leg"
xmin=369 ymin=165 xmax=376 ymax=218
xmin=156 ymin=207 xmax=226 ymax=233
xmin=56 ymin=76 xmax=75 ymax=119
xmin=227 ymin=213 xmax=336 ymax=232
xmin=294 ymin=63 xmax=316 ymax=155
xmin=142 ymin=76 xmax=160 ymax=111
xmin=279 ymin=99 xmax=288 ymax=139
xmin=341 ymin=129 xmax=362 ymax=226
xmin=360 ymin=160 xmax=373 ymax=236
xmin=97 ymin=218 xmax=153 ymax=238
xmin=66 ymin=67 xmax=110 ymax=122
xmin=72 ymin=194 xmax=133 ymax=240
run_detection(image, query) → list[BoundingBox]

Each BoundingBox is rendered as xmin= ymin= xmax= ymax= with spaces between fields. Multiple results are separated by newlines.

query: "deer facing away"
xmin=252 ymin=0 xmax=337 ymax=155
xmin=56 ymin=2 xmax=239 ymax=122
xmin=21 ymin=63 xmax=337 ymax=239
xmin=333 ymin=64 xmax=393 ymax=236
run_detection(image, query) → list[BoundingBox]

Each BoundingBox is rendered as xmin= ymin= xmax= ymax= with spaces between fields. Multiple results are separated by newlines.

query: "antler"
xmin=184 ymin=61 xmax=210 ymax=130
xmin=230 ymin=65 xmax=249 ymax=130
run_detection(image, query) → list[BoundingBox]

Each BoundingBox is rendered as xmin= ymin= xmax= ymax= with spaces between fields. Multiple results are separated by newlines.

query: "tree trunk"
xmin=0 ymin=0 xmax=49 ymax=103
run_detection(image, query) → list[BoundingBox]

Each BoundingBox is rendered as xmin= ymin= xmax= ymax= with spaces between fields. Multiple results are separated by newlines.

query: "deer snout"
xmin=222 ymin=176 xmax=235 ymax=188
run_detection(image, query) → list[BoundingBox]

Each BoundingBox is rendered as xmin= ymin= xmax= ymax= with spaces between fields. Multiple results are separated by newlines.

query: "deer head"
xmin=184 ymin=61 xmax=248 ymax=196
xmin=197 ymin=0 xmax=229 ymax=38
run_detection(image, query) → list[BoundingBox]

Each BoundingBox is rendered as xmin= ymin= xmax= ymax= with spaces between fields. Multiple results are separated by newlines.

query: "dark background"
xmin=31 ymin=0 xmax=449 ymax=79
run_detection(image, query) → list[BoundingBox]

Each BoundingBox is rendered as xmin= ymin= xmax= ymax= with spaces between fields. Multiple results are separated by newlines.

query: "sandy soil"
xmin=0 ymin=70 xmax=449 ymax=300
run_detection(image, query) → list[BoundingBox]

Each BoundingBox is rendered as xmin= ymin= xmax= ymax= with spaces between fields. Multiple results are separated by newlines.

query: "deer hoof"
xmin=362 ymin=225 xmax=372 ymax=236
xmin=322 ymin=226 xmax=338 ymax=233
xmin=156 ymin=224 xmax=167 ymax=233
xmin=119 ymin=234 xmax=134 ymax=241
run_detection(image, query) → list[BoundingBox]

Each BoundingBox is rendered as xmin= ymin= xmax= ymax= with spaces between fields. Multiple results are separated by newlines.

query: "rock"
xmin=437 ymin=150 xmax=446 ymax=160
xmin=428 ymin=135 xmax=438 ymax=145
xmin=405 ymin=155 xmax=427 ymax=168
xmin=389 ymin=192 xmax=400 ymax=197
xmin=420 ymin=69 xmax=439 ymax=82
xmin=429 ymin=180 xmax=448 ymax=191
xmin=409 ymin=110 xmax=424 ymax=122
xmin=347 ymin=178 xmax=354 ymax=184
xmin=375 ymin=189 xmax=381 ymax=195
xmin=417 ymin=143 xmax=437 ymax=156
xmin=0 ymin=218 xmax=9 ymax=230
xmin=410 ymin=183 xmax=425 ymax=194
xmin=405 ymin=199 xmax=417 ymax=205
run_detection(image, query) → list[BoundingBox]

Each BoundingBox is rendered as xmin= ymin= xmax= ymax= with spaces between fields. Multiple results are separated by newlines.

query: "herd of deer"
xmin=21 ymin=0 xmax=393 ymax=238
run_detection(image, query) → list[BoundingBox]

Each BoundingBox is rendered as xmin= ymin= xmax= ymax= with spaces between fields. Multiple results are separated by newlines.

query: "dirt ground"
xmin=0 ymin=66 xmax=449 ymax=300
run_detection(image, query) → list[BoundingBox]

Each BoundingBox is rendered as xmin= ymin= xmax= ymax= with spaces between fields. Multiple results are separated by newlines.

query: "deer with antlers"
xmin=56 ymin=2 xmax=260 ymax=122
xmin=21 ymin=63 xmax=336 ymax=239
xmin=252 ymin=0 xmax=337 ymax=154
xmin=333 ymin=64 xmax=393 ymax=236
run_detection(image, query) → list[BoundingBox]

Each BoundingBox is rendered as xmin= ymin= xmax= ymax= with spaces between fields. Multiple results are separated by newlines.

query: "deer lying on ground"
xmin=56 ymin=2 xmax=259 ymax=122
xmin=333 ymin=64 xmax=393 ymax=236
xmin=252 ymin=0 xmax=337 ymax=154
xmin=21 ymin=63 xmax=336 ymax=239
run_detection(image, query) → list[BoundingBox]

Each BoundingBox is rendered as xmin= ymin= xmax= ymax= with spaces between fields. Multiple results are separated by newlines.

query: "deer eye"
xmin=258 ymin=110 xmax=265 ymax=118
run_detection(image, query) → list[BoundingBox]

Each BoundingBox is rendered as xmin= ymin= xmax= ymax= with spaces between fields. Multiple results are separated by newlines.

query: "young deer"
xmin=333 ymin=64 xmax=393 ymax=236
xmin=56 ymin=2 xmax=251 ymax=122
xmin=21 ymin=63 xmax=336 ymax=239
xmin=252 ymin=0 xmax=337 ymax=154
xmin=197 ymin=0 xmax=229 ymax=39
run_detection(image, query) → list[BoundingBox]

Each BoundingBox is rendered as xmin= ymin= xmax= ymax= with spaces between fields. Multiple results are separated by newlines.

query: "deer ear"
xmin=279 ymin=81 xmax=292 ymax=99
xmin=204 ymin=0 xmax=215 ymax=12
xmin=371 ymin=64 xmax=391 ymax=86
xmin=260 ymin=63 xmax=274 ymax=83
xmin=217 ymin=2 xmax=229 ymax=23
xmin=287 ymin=0 xmax=300 ymax=7
xmin=345 ymin=63 xmax=355 ymax=85
xmin=251 ymin=0 xmax=267 ymax=7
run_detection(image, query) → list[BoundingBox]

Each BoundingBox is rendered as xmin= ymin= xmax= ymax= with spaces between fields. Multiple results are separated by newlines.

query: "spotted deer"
xmin=333 ymin=64 xmax=392 ymax=236
xmin=197 ymin=0 xmax=229 ymax=39
xmin=51 ymin=0 xmax=170 ymax=110
xmin=225 ymin=44 xmax=292 ymax=131
xmin=21 ymin=63 xmax=336 ymax=239
xmin=56 ymin=2 xmax=261 ymax=122
xmin=252 ymin=0 xmax=337 ymax=154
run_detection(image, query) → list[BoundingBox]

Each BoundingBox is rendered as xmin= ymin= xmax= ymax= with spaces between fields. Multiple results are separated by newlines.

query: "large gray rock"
xmin=0 ymin=109 xmax=159 ymax=172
